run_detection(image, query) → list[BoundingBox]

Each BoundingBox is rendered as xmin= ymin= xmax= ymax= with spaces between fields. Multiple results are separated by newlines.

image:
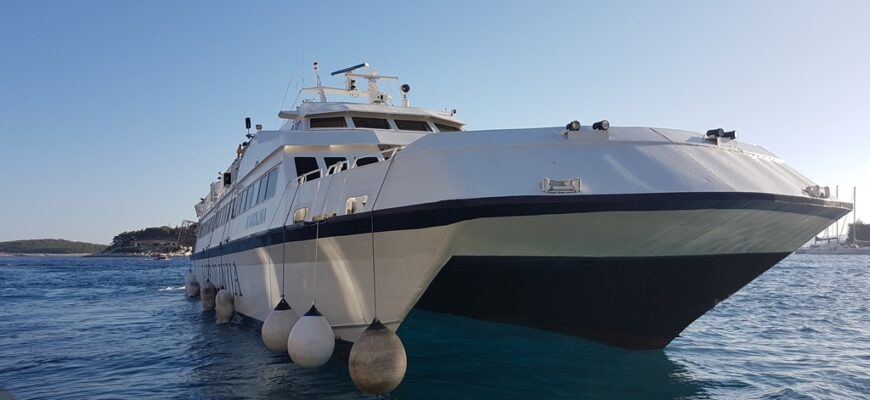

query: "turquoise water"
xmin=0 ymin=255 xmax=867 ymax=399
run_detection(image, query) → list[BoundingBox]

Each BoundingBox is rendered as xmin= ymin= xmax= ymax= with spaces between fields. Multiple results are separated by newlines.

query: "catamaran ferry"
xmin=189 ymin=62 xmax=851 ymax=350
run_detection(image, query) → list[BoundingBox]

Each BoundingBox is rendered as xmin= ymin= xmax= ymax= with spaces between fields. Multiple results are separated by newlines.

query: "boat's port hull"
xmin=415 ymin=252 xmax=788 ymax=349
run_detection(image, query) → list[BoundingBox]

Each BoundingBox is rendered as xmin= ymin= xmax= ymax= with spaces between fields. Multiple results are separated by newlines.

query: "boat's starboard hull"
xmin=415 ymin=252 xmax=788 ymax=349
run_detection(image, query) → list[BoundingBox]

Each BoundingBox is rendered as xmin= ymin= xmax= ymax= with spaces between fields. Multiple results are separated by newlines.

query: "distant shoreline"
xmin=0 ymin=252 xmax=93 ymax=257
xmin=0 ymin=252 xmax=169 ymax=258
xmin=84 ymin=253 xmax=179 ymax=258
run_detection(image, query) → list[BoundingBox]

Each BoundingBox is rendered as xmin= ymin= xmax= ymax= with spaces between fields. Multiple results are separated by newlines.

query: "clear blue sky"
xmin=1 ymin=1 xmax=868 ymax=244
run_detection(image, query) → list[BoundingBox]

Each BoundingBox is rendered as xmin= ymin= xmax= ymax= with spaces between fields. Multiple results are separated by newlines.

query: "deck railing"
xmin=296 ymin=146 xmax=402 ymax=184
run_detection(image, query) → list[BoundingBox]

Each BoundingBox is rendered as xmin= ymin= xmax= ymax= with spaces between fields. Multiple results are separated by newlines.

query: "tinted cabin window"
xmin=239 ymin=191 xmax=247 ymax=215
xmin=309 ymin=117 xmax=347 ymax=128
xmin=237 ymin=190 xmax=247 ymax=215
xmin=395 ymin=120 xmax=431 ymax=132
xmin=242 ymin=185 xmax=252 ymax=211
xmin=264 ymin=169 xmax=278 ymax=199
xmin=247 ymin=185 xmax=256 ymax=209
xmin=257 ymin=176 xmax=268 ymax=204
xmin=294 ymin=157 xmax=320 ymax=180
xmin=324 ymin=157 xmax=348 ymax=172
xmin=249 ymin=180 xmax=261 ymax=208
xmin=352 ymin=117 xmax=390 ymax=129
xmin=355 ymin=157 xmax=379 ymax=167
xmin=435 ymin=122 xmax=461 ymax=132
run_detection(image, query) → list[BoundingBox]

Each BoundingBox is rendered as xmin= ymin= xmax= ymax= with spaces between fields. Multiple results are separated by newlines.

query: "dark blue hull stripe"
xmin=414 ymin=253 xmax=790 ymax=350
xmin=191 ymin=192 xmax=851 ymax=261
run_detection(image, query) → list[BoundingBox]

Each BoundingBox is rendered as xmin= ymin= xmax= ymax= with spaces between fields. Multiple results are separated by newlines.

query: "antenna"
xmin=313 ymin=62 xmax=326 ymax=102
xmin=300 ymin=62 xmax=398 ymax=104
xmin=331 ymin=62 xmax=369 ymax=76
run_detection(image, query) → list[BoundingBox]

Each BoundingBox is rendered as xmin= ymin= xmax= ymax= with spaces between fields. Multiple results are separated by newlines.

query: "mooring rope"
xmin=367 ymin=148 xmax=400 ymax=319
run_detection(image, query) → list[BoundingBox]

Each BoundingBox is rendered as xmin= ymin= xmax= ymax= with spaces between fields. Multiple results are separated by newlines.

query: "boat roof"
xmin=278 ymin=102 xmax=464 ymax=126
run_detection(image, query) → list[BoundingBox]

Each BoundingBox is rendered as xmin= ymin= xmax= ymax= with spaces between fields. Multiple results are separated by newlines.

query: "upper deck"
xmin=193 ymin=63 xmax=465 ymax=220
xmin=278 ymin=102 xmax=463 ymax=132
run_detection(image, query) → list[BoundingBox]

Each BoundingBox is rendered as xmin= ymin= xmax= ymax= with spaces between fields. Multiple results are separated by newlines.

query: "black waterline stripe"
xmin=190 ymin=192 xmax=851 ymax=260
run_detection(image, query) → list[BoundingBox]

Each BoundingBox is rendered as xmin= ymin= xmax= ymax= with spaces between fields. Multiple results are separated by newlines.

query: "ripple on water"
xmin=0 ymin=254 xmax=867 ymax=399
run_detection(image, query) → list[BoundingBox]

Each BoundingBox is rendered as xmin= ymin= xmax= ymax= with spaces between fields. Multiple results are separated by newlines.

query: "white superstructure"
xmin=191 ymin=63 xmax=851 ymax=349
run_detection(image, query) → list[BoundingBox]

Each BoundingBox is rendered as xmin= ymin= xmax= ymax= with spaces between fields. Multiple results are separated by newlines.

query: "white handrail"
xmin=351 ymin=146 xmax=402 ymax=168
xmin=296 ymin=146 xmax=404 ymax=184
xmin=297 ymin=168 xmax=323 ymax=184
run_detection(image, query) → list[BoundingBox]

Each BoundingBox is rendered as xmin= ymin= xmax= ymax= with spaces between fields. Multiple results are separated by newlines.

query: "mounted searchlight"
xmin=705 ymin=128 xmax=737 ymax=142
xmin=593 ymin=120 xmax=610 ymax=130
xmin=566 ymin=120 xmax=581 ymax=131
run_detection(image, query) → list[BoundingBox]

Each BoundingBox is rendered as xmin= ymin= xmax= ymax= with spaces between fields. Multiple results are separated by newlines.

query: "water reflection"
xmin=393 ymin=310 xmax=708 ymax=399
xmin=185 ymin=304 xmax=708 ymax=399
xmin=186 ymin=306 xmax=364 ymax=399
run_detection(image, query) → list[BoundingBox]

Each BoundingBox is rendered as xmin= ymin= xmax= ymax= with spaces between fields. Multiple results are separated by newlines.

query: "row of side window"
xmin=308 ymin=116 xmax=462 ymax=132
xmin=234 ymin=167 xmax=279 ymax=218
xmin=198 ymin=167 xmax=280 ymax=236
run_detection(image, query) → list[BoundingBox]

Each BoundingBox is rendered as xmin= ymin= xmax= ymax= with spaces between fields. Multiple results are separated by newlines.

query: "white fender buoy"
xmin=184 ymin=273 xmax=200 ymax=298
xmin=348 ymin=318 xmax=407 ymax=394
xmin=287 ymin=305 xmax=335 ymax=368
xmin=261 ymin=297 xmax=298 ymax=352
xmin=187 ymin=280 xmax=201 ymax=298
xmin=201 ymin=280 xmax=217 ymax=310
xmin=215 ymin=288 xmax=235 ymax=324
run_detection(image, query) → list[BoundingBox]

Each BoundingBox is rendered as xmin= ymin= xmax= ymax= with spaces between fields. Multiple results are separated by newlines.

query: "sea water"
xmin=0 ymin=255 xmax=867 ymax=399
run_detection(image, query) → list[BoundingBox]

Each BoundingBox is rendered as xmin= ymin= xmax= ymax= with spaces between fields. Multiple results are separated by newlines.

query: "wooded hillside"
xmin=0 ymin=239 xmax=107 ymax=254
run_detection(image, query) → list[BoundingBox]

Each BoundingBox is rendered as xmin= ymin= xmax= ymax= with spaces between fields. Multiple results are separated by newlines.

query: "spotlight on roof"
xmin=706 ymin=128 xmax=725 ymax=138
xmin=705 ymin=128 xmax=737 ymax=140
xmin=566 ymin=120 xmax=581 ymax=131
xmin=400 ymin=84 xmax=411 ymax=93
xmin=592 ymin=120 xmax=610 ymax=130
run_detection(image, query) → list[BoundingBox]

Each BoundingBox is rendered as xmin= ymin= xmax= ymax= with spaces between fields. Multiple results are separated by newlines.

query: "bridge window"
xmin=324 ymin=157 xmax=348 ymax=172
xmin=352 ymin=117 xmax=390 ymax=129
xmin=395 ymin=119 xmax=431 ymax=132
xmin=294 ymin=157 xmax=321 ymax=180
xmin=434 ymin=122 xmax=461 ymax=132
xmin=309 ymin=116 xmax=347 ymax=128
xmin=355 ymin=157 xmax=379 ymax=167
